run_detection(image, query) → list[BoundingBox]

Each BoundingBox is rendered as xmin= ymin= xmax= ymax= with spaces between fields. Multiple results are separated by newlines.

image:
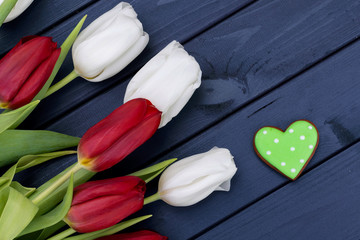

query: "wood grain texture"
xmin=22 ymin=0 xmax=360 ymax=131
xmin=6 ymin=0 xmax=360 ymax=239
xmin=16 ymin=12 xmax=360 ymax=240
xmin=197 ymin=142 xmax=360 ymax=240
xmin=22 ymin=0 xmax=360 ymax=165
xmin=19 ymin=0 xmax=255 ymax=129
xmin=0 ymin=0 xmax=97 ymax=52
xmin=126 ymin=36 xmax=360 ymax=240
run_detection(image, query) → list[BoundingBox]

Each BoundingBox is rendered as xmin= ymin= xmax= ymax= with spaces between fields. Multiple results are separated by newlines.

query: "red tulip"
xmin=78 ymin=98 xmax=161 ymax=172
xmin=96 ymin=230 xmax=168 ymax=240
xmin=65 ymin=176 xmax=146 ymax=233
xmin=0 ymin=36 xmax=61 ymax=109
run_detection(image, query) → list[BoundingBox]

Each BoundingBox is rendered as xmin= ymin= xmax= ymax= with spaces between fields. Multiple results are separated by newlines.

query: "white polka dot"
xmin=291 ymin=168 xmax=296 ymax=173
xmin=308 ymin=126 xmax=313 ymax=130
xmin=281 ymin=162 xmax=286 ymax=166
xmin=300 ymin=135 xmax=305 ymax=140
xmin=300 ymin=159 xmax=305 ymax=163
xmin=274 ymin=138 xmax=279 ymax=143
xmin=289 ymin=129 xmax=294 ymax=133
xmin=263 ymin=130 xmax=267 ymax=134
xmin=266 ymin=151 xmax=271 ymax=155
xmin=290 ymin=147 xmax=295 ymax=151
xmin=309 ymin=145 xmax=314 ymax=149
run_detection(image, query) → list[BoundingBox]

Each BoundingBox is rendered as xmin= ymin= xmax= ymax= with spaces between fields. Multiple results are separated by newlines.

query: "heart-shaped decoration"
xmin=253 ymin=120 xmax=319 ymax=180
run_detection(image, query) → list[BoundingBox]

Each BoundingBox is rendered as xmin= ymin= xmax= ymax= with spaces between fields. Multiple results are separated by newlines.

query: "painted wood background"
xmin=1 ymin=0 xmax=360 ymax=239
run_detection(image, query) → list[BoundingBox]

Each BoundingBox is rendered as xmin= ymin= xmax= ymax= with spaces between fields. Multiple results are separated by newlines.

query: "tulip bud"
xmin=0 ymin=0 xmax=33 ymax=23
xmin=78 ymin=98 xmax=161 ymax=172
xmin=72 ymin=2 xmax=149 ymax=82
xmin=158 ymin=147 xmax=237 ymax=207
xmin=0 ymin=36 xmax=60 ymax=109
xmin=124 ymin=41 xmax=201 ymax=128
xmin=96 ymin=230 xmax=168 ymax=240
xmin=65 ymin=176 xmax=146 ymax=233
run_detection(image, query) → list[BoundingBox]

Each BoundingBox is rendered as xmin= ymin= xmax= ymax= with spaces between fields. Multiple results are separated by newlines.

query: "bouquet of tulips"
xmin=0 ymin=2 xmax=238 ymax=240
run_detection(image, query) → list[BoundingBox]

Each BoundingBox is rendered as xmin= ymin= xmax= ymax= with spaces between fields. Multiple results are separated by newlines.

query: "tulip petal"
xmin=9 ymin=48 xmax=61 ymax=109
xmin=66 ymin=177 xmax=145 ymax=233
xmin=2 ymin=0 xmax=33 ymax=23
xmin=73 ymin=2 xmax=146 ymax=80
xmin=34 ymin=15 xmax=87 ymax=101
xmin=78 ymin=99 xmax=149 ymax=160
xmin=88 ymin=104 xmax=161 ymax=172
xmin=0 ymin=37 xmax=57 ymax=104
xmin=89 ymin=32 xmax=149 ymax=82
xmin=72 ymin=3 xmax=133 ymax=51
xmin=216 ymin=179 xmax=231 ymax=191
xmin=72 ymin=176 xmax=145 ymax=205
xmin=124 ymin=41 xmax=201 ymax=127
xmin=158 ymin=147 xmax=237 ymax=206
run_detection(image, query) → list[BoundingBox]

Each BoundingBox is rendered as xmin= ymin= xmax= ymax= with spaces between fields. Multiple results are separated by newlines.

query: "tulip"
xmin=124 ymin=41 xmax=201 ymax=128
xmin=96 ymin=230 xmax=167 ymax=240
xmin=78 ymin=98 xmax=161 ymax=172
xmin=157 ymin=147 xmax=237 ymax=207
xmin=0 ymin=0 xmax=33 ymax=23
xmin=0 ymin=36 xmax=60 ymax=109
xmin=64 ymin=176 xmax=146 ymax=233
xmin=72 ymin=2 xmax=149 ymax=82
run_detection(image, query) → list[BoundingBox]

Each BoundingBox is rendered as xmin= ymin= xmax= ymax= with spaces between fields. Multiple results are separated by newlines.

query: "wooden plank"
xmin=0 ymin=0 xmax=96 ymax=52
xmin=15 ymin=15 xmax=360 ymax=239
xmin=22 ymin=0 xmax=360 ymax=132
xmin=14 ymin=0 xmax=255 ymax=129
xmin=125 ymin=39 xmax=360 ymax=239
xmin=197 ymin=142 xmax=360 ymax=240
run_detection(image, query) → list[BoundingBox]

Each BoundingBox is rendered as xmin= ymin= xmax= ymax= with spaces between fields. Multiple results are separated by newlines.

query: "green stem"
xmin=47 ymin=227 xmax=76 ymax=240
xmin=32 ymin=163 xmax=83 ymax=205
xmin=45 ymin=70 xmax=78 ymax=98
xmin=143 ymin=192 xmax=160 ymax=205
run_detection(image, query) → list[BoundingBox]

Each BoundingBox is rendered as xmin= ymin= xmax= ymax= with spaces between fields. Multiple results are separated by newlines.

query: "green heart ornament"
xmin=254 ymin=120 xmax=319 ymax=180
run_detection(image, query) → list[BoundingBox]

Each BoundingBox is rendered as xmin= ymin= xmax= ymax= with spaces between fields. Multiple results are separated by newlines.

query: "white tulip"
xmin=1 ymin=0 xmax=33 ymax=23
xmin=124 ymin=40 xmax=202 ymax=128
xmin=72 ymin=2 xmax=149 ymax=82
xmin=158 ymin=147 xmax=237 ymax=207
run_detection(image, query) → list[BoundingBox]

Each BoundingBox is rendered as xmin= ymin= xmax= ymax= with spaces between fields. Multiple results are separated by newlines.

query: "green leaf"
xmin=63 ymin=215 xmax=153 ymax=240
xmin=0 ymin=178 xmax=10 ymax=191
xmin=35 ymin=221 xmax=67 ymax=240
xmin=0 ymin=0 xmax=17 ymax=27
xmin=30 ymin=163 xmax=95 ymax=215
xmin=15 ymin=221 xmax=67 ymax=240
xmin=19 ymin=174 xmax=74 ymax=236
xmin=10 ymin=181 xmax=35 ymax=197
xmin=0 ymin=188 xmax=9 ymax=215
xmin=130 ymin=158 xmax=177 ymax=183
xmin=15 ymin=150 xmax=77 ymax=173
xmin=0 ymin=164 xmax=18 ymax=192
xmin=0 ymin=151 xmax=75 ymax=196
xmin=0 ymin=130 xmax=80 ymax=167
xmin=0 ymin=100 xmax=39 ymax=134
xmin=34 ymin=15 xmax=87 ymax=101
xmin=0 ymin=187 xmax=38 ymax=240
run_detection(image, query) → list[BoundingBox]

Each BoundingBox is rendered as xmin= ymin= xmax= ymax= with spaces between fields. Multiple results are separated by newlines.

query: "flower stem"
xmin=32 ymin=163 xmax=83 ymax=205
xmin=144 ymin=192 xmax=160 ymax=205
xmin=45 ymin=70 xmax=78 ymax=98
xmin=47 ymin=227 xmax=76 ymax=240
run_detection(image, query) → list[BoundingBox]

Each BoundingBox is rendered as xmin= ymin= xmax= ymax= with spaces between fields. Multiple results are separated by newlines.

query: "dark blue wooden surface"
xmin=2 ymin=0 xmax=360 ymax=239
